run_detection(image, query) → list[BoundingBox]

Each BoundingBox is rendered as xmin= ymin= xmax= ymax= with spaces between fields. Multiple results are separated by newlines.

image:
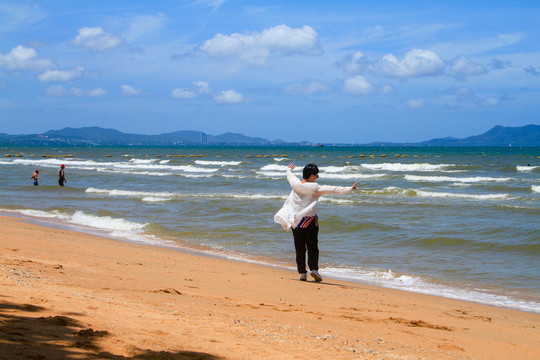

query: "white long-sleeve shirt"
xmin=274 ymin=167 xmax=354 ymax=231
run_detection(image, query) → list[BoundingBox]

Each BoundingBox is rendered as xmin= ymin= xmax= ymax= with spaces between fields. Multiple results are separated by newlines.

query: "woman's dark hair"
xmin=303 ymin=163 xmax=319 ymax=180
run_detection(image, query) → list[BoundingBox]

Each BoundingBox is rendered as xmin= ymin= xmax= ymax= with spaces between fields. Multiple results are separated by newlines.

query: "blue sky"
xmin=1 ymin=0 xmax=539 ymax=143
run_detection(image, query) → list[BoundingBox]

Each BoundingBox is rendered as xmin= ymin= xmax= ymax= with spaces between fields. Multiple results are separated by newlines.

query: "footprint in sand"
xmin=154 ymin=288 xmax=183 ymax=295
xmin=388 ymin=317 xmax=454 ymax=331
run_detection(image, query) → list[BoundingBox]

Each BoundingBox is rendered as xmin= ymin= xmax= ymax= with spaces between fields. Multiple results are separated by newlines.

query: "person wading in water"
xmin=58 ymin=164 xmax=67 ymax=186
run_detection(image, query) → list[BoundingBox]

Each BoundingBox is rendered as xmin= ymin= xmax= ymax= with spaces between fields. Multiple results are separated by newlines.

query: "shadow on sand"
xmin=0 ymin=300 xmax=224 ymax=360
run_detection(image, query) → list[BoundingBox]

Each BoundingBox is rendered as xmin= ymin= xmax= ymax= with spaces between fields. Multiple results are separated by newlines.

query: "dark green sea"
xmin=1 ymin=145 xmax=539 ymax=313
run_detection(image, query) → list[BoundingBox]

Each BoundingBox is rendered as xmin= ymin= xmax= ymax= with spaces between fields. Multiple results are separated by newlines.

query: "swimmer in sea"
xmin=31 ymin=170 xmax=41 ymax=186
xmin=58 ymin=164 xmax=66 ymax=186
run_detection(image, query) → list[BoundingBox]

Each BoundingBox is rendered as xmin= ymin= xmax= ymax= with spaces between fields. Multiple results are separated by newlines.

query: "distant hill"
xmin=0 ymin=124 xmax=538 ymax=146
xmin=0 ymin=127 xmax=296 ymax=146
xmin=420 ymin=124 xmax=540 ymax=147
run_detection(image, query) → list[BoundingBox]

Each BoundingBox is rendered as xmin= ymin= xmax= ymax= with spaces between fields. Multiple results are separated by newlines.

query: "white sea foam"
xmin=361 ymin=163 xmax=454 ymax=172
xmin=70 ymin=211 xmax=147 ymax=233
xmin=109 ymin=163 xmax=214 ymax=172
xmin=256 ymin=170 xmax=385 ymax=180
xmin=129 ymin=158 xmax=159 ymax=164
xmin=142 ymin=196 xmax=171 ymax=202
xmin=405 ymin=175 xmax=512 ymax=183
xmin=320 ymin=173 xmax=385 ymax=180
xmin=255 ymin=171 xmax=289 ymax=178
xmin=10 ymin=158 xmax=219 ymax=174
xmin=86 ymin=187 xmax=176 ymax=198
xmin=0 ymin=208 xmax=167 ymax=246
xmin=178 ymin=165 xmax=218 ymax=173
xmin=221 ymin=193 xmax=286 ymax=200
xmin=96 ymin=169 xmax=174 ymax=176
xmin=451 ymin=182 xmax=472 ymax=187
xmin=256 ymin=165 xmax=385 ymax=180
xmin=416 ymin=190 xmax=510 ymax=200
xmin=319 ymin=198 xmax=355 ymax=204
xmin=320 ymin=165 xmax=353 ymax=173
xmin=12 ymin=158 xmax=98 ymax=168
xmin=10 ymin=209 xmax=71 ymax=221
xmin=183 ymin=173 xmax=215 ymax=178
xmin=195 ymin=160 xmax=242 ymax=166
xmin=323 ymin=267 xmax=540 ymax=314
xmin=260 ymin=164 xmax=360 ymax=173
xmin=359 ymin=186 xmax=508 ymax=200
xmin=85 ymin=187 xmax=286 ymax=201
xmin=532 ymin=185 xmax=540 ymax=193
xmin=87 ymin=187 xmax=180 ymax=203
xmin=366 ymin=186 xmax=413 ymax=196
xmin=222 ymin=174 xmax=249 ymax=179
xmin=517 ymin=165 xmax=537 ymax=172
xmin=260 ymin=164 xmax=289 ymax=171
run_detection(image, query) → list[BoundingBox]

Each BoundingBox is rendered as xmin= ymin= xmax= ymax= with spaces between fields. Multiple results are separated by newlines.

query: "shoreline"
xmin=3 ymin=209 xmax=540 ymax=316
xmin=1 ymin=215 xmax=539 ymax=359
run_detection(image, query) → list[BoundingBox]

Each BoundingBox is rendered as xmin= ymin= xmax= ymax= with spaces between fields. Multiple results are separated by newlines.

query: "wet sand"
xmin=1 ymin=215 xmax=539 ymax=359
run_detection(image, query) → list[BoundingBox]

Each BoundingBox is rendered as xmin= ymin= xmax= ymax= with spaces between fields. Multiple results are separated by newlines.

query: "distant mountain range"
xmin=419 ymin=124 xmax=540 ymax=147
xmin=0 ymin=127 xmax=296 ymax=146
xmin=0 ymin=124 xmax=539 ymax=146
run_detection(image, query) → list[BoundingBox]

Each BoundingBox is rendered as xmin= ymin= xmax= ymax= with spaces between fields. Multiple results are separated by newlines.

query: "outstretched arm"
xmin=315 ymin=181 xmax=359 ymax=195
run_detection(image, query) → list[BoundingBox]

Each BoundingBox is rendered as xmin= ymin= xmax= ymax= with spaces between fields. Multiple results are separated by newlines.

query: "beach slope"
xmin=1 ymin=216 xmax=539 ymax=359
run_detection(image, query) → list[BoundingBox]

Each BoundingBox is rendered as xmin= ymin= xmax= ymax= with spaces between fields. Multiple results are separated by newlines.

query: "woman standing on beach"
xmin=274 ymin=163 xmax=358 ymax=282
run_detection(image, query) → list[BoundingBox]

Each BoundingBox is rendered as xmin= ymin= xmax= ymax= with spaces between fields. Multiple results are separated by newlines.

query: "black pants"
xmin=292 ymin=221 xmax=319 ymax=274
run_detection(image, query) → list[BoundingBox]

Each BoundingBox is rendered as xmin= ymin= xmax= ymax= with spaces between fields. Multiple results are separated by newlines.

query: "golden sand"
xmin=1 ymin=216 xmax=539 ymax=359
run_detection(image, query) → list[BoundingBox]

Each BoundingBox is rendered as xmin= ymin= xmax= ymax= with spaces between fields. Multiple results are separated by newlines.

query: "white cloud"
xmin=171 ymin=88 xmax=197 ymax=99
xmin=431 ymin=32 xmax=524 ymax=59
xmin=194 ymin=81 xmax=211 ymax=94
xmin=45 ymin=85 xmax=69 ymax=96
xmin=192 ymin=0 xmax=227 ymax=11
xmin=344 ymin=75 xmax=373 ymax=96
xmin=45 ymin=85 xmax=65 ymax=96
xmin=482 ymin=97 xmax=499 ymax=107
xmin=0 ymin=45 xmax=55 ymax=71
xmin=38 ymin=66 xmax=85 ymax=82
xmin=121 ymin=84 xmax=142 ymax=96
xmin=336 ymin=51 xmax=370 ymax=74
xmin=378 ymin=49 xmax=444 ymax=78
xmin=214 ymin=89 xmax=244 ymax=103
xmin=454 ymin=87 xmax=473 ymax=97
xmin=407 ymin=99 xmax=425 ymax=109
xmin=285 ymin=81 xmax=330 ymax=95
xmin=449 ymin=56 xmax=486 ymax=78
xmin=171 ymin=81 xmax=212 ymax=99
xmin=71 ymin=27 xmax=122 ymax=51
xmin=380 ymin=85 xmax=395 ymax=94
xmin=45 ymin=85 xmax=107 ymax=97
xmin=0 ymin=4 xmax=47 ymax=34
xmin=200 ymin=24 xmax=320 ymax=66
xmin=87 ymin=88 xmax=107 ymax=97
xmin=124 ymin=14 xmax=165 ymax=42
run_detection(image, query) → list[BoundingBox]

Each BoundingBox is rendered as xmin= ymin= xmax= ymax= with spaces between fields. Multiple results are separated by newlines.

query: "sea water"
xmin=1 ymin=145 xmax=539 ymax=313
